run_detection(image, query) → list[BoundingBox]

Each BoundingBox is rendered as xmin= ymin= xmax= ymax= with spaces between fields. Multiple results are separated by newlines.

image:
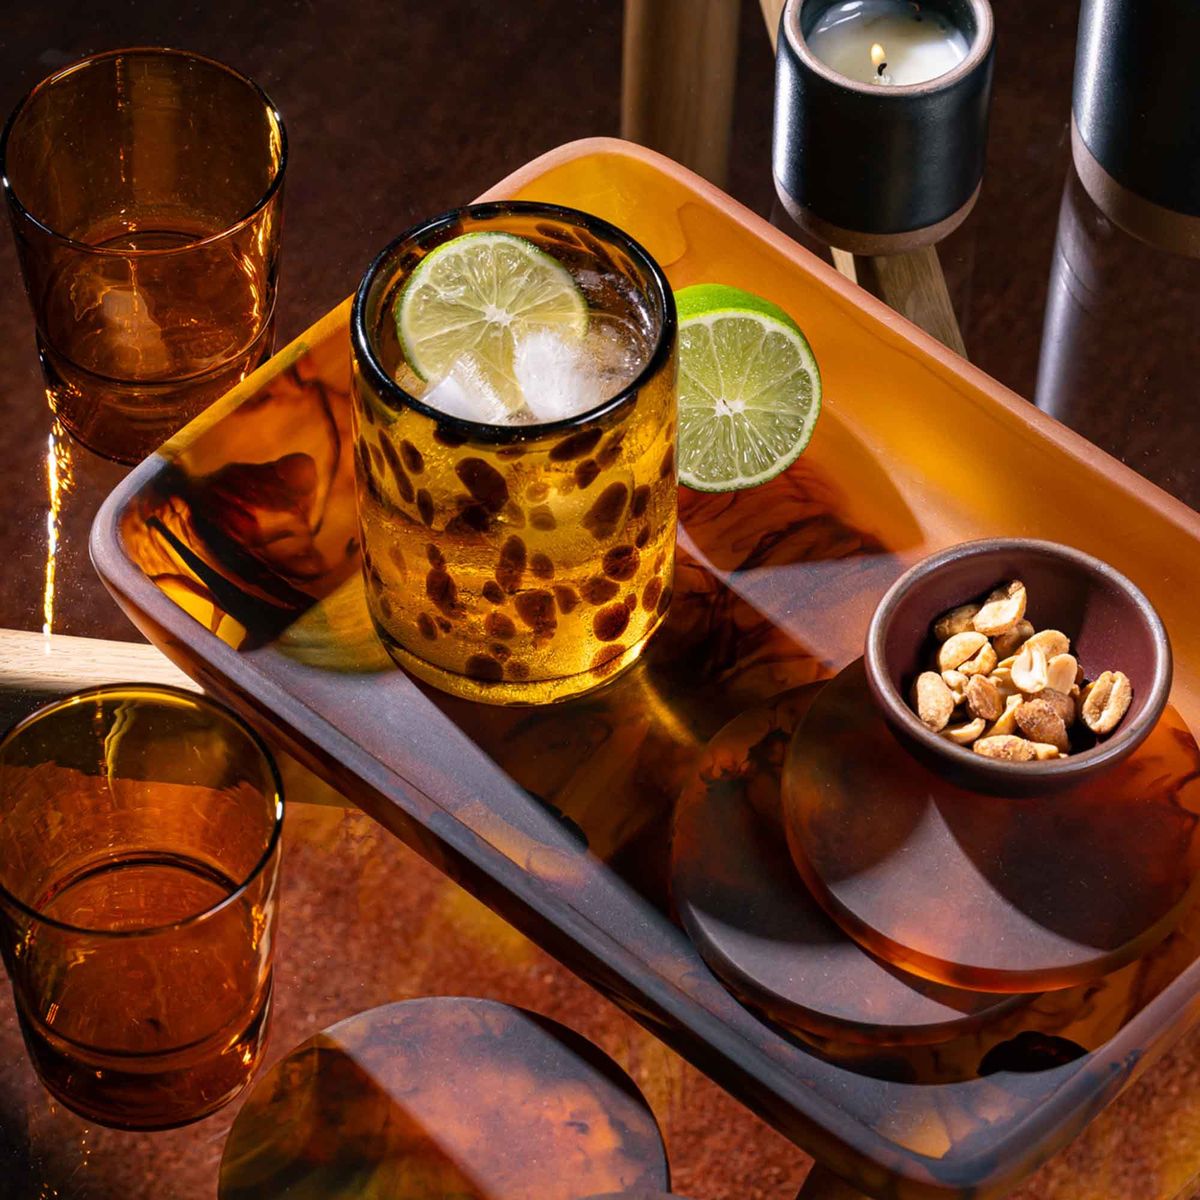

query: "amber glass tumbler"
xmin=351 ymin=202 xmax=678 ymax=705
xmin=0 ymin=49 xmax=286 ymax=463
xmin=0 ymin=685 xmax=283 ymax=1129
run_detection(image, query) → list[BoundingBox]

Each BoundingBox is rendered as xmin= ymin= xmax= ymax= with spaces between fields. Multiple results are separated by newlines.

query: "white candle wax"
xmin=807 ymin=0 xmax=970 ymax=86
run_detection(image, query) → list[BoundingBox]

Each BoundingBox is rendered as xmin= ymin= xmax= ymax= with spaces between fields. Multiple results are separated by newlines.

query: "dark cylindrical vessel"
xmin=1072 ymin=0 xmax=1200 ymax=255
xmin=773 ymin=0 xmax=994 ymax=254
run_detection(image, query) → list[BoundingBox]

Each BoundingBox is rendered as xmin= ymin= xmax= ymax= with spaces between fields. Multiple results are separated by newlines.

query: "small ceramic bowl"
xmin=865 ymin=539 xmax=1172 ymax=796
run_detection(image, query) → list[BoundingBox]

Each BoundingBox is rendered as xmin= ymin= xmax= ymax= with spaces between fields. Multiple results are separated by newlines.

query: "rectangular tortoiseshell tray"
xmin=92 ymin=139 xmax=1200 ymax=1199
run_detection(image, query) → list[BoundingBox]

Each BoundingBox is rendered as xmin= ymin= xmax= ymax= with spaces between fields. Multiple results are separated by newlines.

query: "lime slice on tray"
xmin=395 ymin=232 xmax=588 ymax=403
xmin=675 ymin=283 xmax=821 ymax=492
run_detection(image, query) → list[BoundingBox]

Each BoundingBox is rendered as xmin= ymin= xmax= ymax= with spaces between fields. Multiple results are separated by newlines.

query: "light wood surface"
xmin=0 ymin=629 xmax=347 ymax=808
xmin=759 ymin=0 xmax=967 ymax=357
xmin=0 ymin=630 xmax=198 ymax=746
xmin=621 ymin=0 xmax=742 ymax=187
xmin=0 ymin=629 xmax=197 ymax=698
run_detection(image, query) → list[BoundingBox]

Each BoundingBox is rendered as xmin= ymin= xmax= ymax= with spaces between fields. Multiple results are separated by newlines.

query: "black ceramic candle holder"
xmin=772 ymin=0 xmax=994 ymax=255
xmin=1072 ymin=0 xmax=1200 ymax=256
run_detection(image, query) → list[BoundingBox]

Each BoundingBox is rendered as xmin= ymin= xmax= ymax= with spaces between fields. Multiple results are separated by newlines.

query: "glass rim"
xmin=0 ymin=682 xmax=285 ymax=940
xmin=0 ymin=46 xmax=288 ymax=258
xmin=350 ymin=199 xmax=678 ymax=446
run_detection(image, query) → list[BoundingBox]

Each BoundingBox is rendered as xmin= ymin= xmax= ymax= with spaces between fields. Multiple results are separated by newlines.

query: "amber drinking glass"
xmin=0 ymin=48 xmax=286 ymax=463
xmin=351 ymin=202 xmax=678 ymax=705
xmin=0 ymin=685 xmax=283 ymax=1129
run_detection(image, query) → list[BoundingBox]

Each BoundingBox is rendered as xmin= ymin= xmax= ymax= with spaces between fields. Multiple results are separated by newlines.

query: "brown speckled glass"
xmin=351 ymin=202 xmax=678 ymax=704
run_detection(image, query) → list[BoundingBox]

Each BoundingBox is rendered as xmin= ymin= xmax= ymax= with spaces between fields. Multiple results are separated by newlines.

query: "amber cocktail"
xmin=0 ymin=686 xmax=283 ymax=1129
xmin=351 ymin=202 xmax=677 ymax=704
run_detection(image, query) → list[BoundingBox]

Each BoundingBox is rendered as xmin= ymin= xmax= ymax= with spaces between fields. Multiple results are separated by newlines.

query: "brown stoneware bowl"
xmin=865 ymin=539 xmax=1172 ymax=796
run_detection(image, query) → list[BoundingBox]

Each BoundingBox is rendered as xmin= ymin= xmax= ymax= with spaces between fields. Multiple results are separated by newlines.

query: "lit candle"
xmin=773 ymin=0 xmax=994 ymax=254
xmin=807 ymin=0 xmax=970 ymax=86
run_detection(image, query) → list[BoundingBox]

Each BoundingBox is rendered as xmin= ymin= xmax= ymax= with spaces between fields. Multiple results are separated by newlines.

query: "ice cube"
xmin=420 ymin=354 xmax=515 ymax=425
xmin=578 ymin=316 xmax=649 ymax=397
xmin=512 ymin=329 xmax=604 ymax=422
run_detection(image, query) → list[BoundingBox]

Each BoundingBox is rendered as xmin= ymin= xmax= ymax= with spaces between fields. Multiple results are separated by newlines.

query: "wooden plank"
xmin=0 ymin=629 xmax=197 ymax=698
xmin=759 ymin=0 xmax=967 ymax=357
xmin=0 ymin=629 xmax=346 ymax=808
xmin=621 ymin=0 xmax=742 ymax=187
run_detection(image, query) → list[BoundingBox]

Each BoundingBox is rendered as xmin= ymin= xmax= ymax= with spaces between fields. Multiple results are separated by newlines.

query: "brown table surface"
xmin=2 ymin=2 xmax=1200 ymax=1198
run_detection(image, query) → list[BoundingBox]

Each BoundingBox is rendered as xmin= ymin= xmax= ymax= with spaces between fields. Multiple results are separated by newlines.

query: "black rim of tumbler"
xmin=351 ymin=200 xmax=677 ymax=446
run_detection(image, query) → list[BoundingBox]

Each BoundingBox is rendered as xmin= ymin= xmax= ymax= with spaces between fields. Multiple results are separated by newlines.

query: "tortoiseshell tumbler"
xmin=351 ymin=202 xmax=678 ymax=704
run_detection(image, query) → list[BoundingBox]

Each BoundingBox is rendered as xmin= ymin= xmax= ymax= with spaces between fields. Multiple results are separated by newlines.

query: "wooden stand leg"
xmin=796 ymin=1163 xmax=874 ymax=1199
xmin=847 ymin=247 xmax=968 ymax=358
xmin=621 ymin=0 xmax=742 ymax=187
xmin=760 ymin=0 xmax=788 ymax=45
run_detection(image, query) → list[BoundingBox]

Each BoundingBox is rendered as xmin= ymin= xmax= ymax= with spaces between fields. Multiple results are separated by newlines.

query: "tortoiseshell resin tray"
xmin=92 ymin=139 xmax=1200 ymax=1199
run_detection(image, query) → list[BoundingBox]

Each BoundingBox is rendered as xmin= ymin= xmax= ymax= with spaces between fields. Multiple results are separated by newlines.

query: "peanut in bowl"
xmin=865 ymin=539 xmax=1172 ymax=797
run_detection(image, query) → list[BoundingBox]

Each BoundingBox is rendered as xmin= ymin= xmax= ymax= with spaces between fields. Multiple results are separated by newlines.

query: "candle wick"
xmin=877 ymin=61 xmax=887 ymax=76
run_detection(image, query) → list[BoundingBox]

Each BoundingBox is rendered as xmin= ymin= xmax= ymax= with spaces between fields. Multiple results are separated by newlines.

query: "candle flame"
xmin=871 ymin=42 xmax=887 ymax=69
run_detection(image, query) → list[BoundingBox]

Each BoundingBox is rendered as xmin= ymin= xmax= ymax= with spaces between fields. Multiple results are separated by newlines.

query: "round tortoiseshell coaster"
xmin=784 ymin=659 xmax=1200 ymax=994
xmin=672 ymin=688 xmax=1020 ymax=1045
xmin=218 ymin=997 xmax=669 ymax=1200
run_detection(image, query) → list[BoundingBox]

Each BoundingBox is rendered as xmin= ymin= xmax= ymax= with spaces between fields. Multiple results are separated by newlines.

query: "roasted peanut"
xmin=1039 ymin=687 xmax=1075 ymax=727
xmin=974 ymin=735 xmax=1037 ymax=761
xmin=912 ymin=581 xmax=1135 ymax=764
xmin=984 ymin=694 xmax=1023 ymax=737
xmin=1023 ymin=629 xmax=1070 ymax=660
xmin=1080 ymin=670 xmax=1133 ymax=735
xmin=973 ymin=580 xmax=1027 ymax=637
xmin=914 ymin=672 xmax=956 ymax=732
xmin=938 ymin=631 xmax=988 ymax=673
xmin=1029 ymin=742 xmax=1061 ymax=761
xmin=1014 ymin=697 xmax=1070 ymax=753
xmin=1045 ymin=653 xmax=1079 ymax=696
xmin=934 ymin=602 xmax=981 ymax=642
xmin=959 ymin=641 xmax=997 ymax=677
xmin=993 ymin=619 xmax=1035 ymax=658
xmin=965 ymin=674 xmax=1003 ymax=722
xmin=941 ymin=717 xmax=986 ymax=745
xmin=1011 ymin=644 xmax=1049 ymax=694
xmin=941 ymin=668 xmax=969 ymax=700
xmin=988 ymin=666 xmax=1021 ymax=697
